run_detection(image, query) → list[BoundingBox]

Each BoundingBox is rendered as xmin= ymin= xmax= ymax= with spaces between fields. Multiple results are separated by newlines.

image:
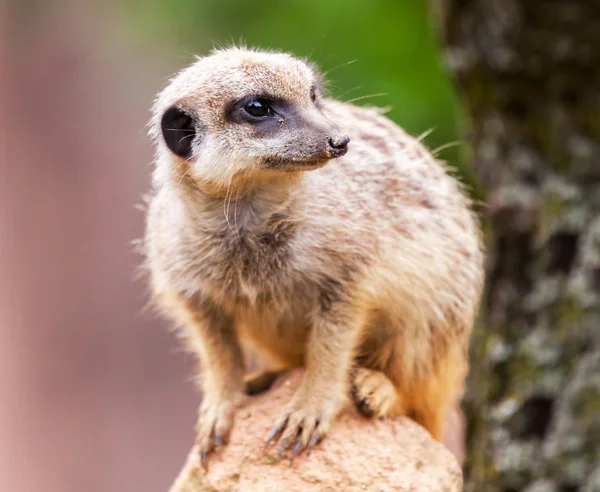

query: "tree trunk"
xmin=432 ymin=1 xmax=600 ymax=490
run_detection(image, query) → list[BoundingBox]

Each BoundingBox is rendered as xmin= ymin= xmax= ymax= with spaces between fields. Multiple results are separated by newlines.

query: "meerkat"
xmin=143 ymin=47 xmax=484 ymax=468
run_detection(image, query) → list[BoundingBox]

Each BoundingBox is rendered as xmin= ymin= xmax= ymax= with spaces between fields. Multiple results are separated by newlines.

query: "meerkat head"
xmin=150 ymin=48 xmax=350 ymax=189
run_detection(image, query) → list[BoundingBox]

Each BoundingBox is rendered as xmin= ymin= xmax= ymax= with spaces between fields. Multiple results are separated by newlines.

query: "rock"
xmin=169 ymin=370 xmax=463 ymax=492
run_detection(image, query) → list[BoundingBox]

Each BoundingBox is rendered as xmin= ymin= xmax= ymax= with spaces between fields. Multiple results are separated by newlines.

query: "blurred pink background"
xmin=1 ymin=2 xmax=198 ymax=491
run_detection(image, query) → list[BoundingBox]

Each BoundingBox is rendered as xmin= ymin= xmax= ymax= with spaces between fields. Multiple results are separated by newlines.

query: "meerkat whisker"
xmin=224 ymin=173 xmax=235 ymax=233
xmin=431 ymin=141 xmax=462 ymax=156
xmin=415 ymin=127 xmax=435 ymax=143
xmin=333 ymin=85 xmax=363 ymax=101
xmin=344 ymin=92 xmax=388 ymax=104
xmin=321 ymin=59 xmax=357 ymax=76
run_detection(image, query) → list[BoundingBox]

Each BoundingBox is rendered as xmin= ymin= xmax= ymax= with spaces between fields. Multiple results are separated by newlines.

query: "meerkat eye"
xmin=243 ymin=99 xmax=275 ymax=118
xmin=310 ymin=86 xmax=317 ymax=104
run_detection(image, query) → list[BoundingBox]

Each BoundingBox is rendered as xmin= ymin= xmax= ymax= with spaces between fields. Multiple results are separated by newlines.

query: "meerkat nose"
xmin=326 ymin=135 xmax=350 ymax=157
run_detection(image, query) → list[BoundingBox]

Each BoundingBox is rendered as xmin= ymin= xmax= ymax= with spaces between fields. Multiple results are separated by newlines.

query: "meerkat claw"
xmin=291 ymin=439 xmax=303 ymax=458
xmin=200 ymin=448 xmax=209 ymax=471
xmin=358 ymin=397 xmax=374 ymax=418
xmin=278 ymin=437 xmax=290 ymax=459
xmin=265 ymin=417 xmax=288 ymax=450
xmin=214 ymin=431 xmax=223 ymax=447
xmin=307 ymin=433 xmax=321 ymax=450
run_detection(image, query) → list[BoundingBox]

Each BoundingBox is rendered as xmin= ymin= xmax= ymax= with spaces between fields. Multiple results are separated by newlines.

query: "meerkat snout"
xmin=326 ymin=134 xmax=350 ymax=157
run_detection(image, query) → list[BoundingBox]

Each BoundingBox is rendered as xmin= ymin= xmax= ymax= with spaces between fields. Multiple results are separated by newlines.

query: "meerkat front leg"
xmin=265 ymin=296 xmax=365 ymax=458
xmin=177 ymin=297 xmax=245 ymax=469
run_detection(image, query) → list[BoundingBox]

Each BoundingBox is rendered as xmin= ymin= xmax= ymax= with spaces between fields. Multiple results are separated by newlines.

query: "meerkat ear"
xmin=160 ymin=106 xmax=197 ymax=159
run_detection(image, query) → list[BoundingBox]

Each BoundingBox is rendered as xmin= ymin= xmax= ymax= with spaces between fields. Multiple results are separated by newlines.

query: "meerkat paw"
xmin=244 ymin=369 xmax=284 ymax=396
xmin=264 ymin=393 xmax=339 ymax=459
xmin=351 ymin=367 xmax=402 ymax=419
xmin=196 ymin=392 xmax=243 ymax=470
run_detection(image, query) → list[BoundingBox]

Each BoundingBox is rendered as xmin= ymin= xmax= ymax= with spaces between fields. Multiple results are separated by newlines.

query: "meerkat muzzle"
xmin=326 ymin=135 xmax=350 ymax=158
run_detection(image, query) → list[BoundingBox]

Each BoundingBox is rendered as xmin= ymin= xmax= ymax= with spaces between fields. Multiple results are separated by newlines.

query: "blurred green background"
xmin=121 ymin=0 xmax=467 ymax=179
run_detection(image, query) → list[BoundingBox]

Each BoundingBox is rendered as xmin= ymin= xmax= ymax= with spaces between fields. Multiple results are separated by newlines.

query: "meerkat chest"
xmin=193 ymin=218 xmax=299 ymax=308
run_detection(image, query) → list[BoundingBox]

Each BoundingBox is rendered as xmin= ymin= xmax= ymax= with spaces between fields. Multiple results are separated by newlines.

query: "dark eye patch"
xmin=160 ymin=106 xmax=197 ymax=159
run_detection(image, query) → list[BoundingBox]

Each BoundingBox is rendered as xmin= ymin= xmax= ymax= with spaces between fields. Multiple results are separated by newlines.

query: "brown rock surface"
xmin=169 ymin=370 xmax=463 ymax=492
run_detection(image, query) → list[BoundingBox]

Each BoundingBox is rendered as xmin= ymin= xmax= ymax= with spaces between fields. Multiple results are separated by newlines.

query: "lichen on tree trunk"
xmin=431 ymin=0 xmax=600 ymax=490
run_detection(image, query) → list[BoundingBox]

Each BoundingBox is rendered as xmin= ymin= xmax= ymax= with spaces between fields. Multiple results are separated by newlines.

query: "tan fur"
xmin=143 ymin=47 xmax=484 ymax=463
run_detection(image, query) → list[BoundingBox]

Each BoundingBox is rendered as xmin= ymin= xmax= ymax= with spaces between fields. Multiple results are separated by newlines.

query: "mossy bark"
xmin=432 ymin=1 xmax=600 ymax=490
